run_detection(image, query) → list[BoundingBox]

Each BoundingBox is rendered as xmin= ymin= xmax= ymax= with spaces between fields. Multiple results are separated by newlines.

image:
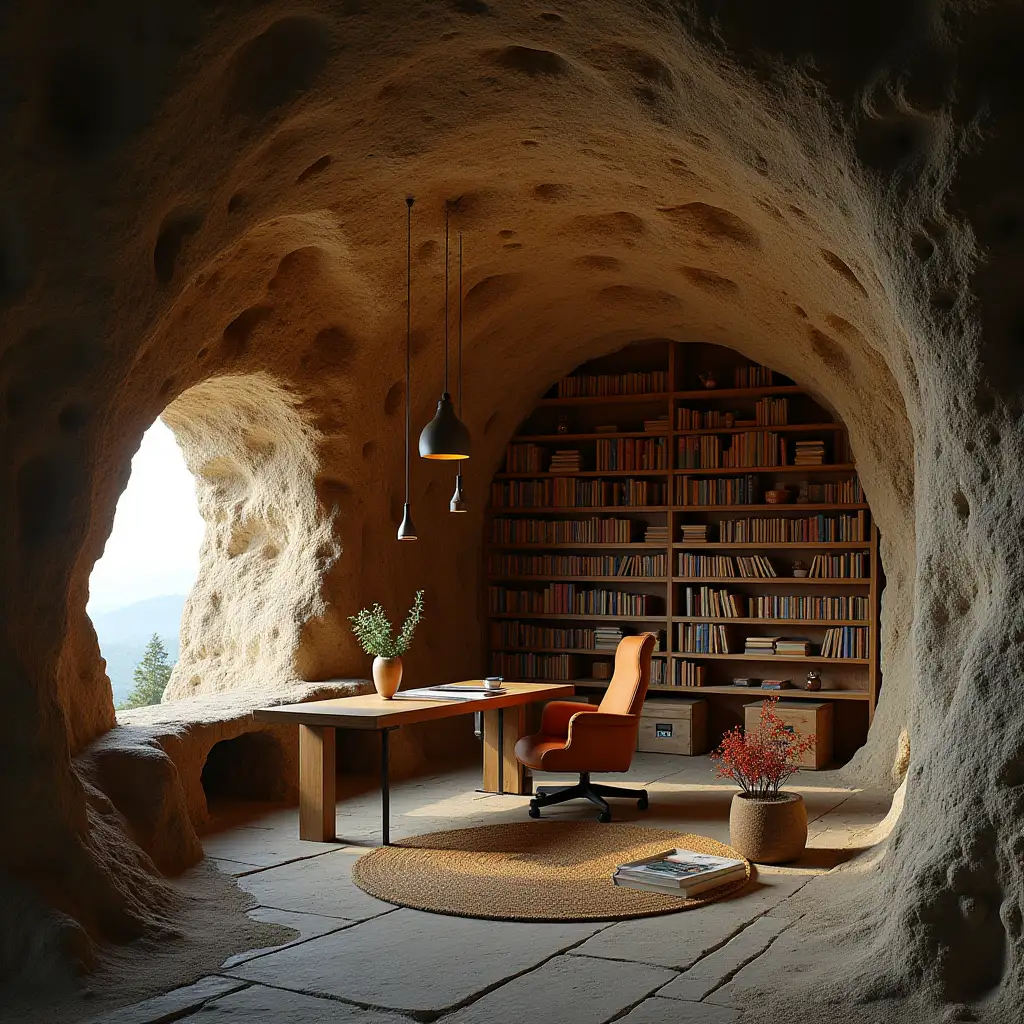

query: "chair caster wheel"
xmin=637 ymin=795 xmax=649 ymax=811
xmin=528 ymin=802 xmax=540 ymax=819
xmin=598 ymin=811 xmax=612 ymax=823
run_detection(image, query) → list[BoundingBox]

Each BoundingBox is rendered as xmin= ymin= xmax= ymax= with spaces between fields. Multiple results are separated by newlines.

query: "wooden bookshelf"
xmin=484 ymin=340 xmax=883 ymax=762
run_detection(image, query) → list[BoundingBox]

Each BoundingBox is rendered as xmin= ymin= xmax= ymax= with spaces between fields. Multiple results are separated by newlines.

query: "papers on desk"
xmin=392 ymin=686 xmax=506 ymax=702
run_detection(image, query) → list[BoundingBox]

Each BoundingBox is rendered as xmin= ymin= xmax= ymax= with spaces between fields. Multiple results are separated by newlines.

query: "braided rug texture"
xmin=351 ymin=821 xmax=751 ymax=921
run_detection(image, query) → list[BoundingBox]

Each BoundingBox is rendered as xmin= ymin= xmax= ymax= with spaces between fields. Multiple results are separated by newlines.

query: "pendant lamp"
xmin=419 ymin=202 xmax=471 ymax=460
xmin=450 ymin=231 xmax=468 ymax=512
xmin=397 ymin=195 xmax=418 ymax=541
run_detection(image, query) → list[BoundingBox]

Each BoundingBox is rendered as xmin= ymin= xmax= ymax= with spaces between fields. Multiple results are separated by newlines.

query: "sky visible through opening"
xmin=89 ymin=420 xmax=204 ymax=616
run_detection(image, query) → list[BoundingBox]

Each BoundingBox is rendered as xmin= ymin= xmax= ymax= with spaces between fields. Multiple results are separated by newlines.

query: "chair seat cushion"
xmin=514 ymin=734 xmax=570 ymax=771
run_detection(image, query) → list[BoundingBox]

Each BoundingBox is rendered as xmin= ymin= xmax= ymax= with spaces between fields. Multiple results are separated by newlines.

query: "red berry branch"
xmin=710 ymin=697 xmax=816 ymax=800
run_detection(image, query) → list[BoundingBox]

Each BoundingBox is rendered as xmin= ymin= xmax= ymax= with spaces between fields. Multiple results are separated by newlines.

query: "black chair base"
xmin=528 ymin=772 xmax=649 ymax=823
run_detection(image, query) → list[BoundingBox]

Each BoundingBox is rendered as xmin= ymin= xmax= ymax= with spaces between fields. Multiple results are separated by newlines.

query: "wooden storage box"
xmin=637 ymin=698 xmax=708 ymax=756
xmin=744 ymin=700 xmax=833 ymax=770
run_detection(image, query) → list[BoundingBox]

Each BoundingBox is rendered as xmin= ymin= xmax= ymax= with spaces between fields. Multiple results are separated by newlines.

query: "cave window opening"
xmin=88 ymin=418 xmax=203 ymax=710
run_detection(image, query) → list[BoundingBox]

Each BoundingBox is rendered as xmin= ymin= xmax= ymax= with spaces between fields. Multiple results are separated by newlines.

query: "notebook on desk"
xmin=392 ymin=686 xmax=506 ymax=702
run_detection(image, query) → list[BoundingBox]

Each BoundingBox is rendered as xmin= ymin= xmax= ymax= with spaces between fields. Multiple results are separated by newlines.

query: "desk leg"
xmin=482 ymin=705 xmax=528 ymax=795
xmin=381 ymin=728 xmax=393 ymax=847
xmin=299 ymin=725 xmax=336 ymax=842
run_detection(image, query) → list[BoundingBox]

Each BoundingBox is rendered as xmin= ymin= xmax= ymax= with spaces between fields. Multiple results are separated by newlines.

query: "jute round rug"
xmin=351 ymin=822 xmax=752 ymax=921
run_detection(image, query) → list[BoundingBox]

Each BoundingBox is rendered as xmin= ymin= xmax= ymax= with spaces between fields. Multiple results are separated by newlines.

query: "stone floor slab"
xmin=569 ymin=874 xmax=806 ymax=970
xmin=202 ymin=826 xmax=347 ymax=869
xmin=616 ymin=996 xmax=743 ymax=1023
xmin=443 ymin=952 xmax=675 ymax=1024
xmin=221 ymin=907 xmax=353 ymax=968
xmin=179 ymin=983 xmax=408 ymax=1022
xmin=86 ymin=976 xmax=246 ymax=1024
xmin=225 ymin=908 xmax=603 ymax=1014
xmin=236 ymin=848 xmax=395 ymax=920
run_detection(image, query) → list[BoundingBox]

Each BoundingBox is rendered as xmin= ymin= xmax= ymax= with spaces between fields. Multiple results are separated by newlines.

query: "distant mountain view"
xmin=91 ymin=595 xmax=185 ymax=706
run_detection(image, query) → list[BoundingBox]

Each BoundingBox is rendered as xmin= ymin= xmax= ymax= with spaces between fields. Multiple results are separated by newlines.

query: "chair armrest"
xmin=565 ymin=711 xmax=637 ymax=745
xmin=564 ymin=711 xmax=640 ymax=770
xmin=541 ymin=700 xmax=599 ymax=738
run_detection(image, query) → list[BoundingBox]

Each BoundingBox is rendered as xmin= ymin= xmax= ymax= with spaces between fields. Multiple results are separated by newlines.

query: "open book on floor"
xmin=392 ymin=686 xmax=506 ymax=702
xmin=612 ymin=849 xmax=746 ymax=896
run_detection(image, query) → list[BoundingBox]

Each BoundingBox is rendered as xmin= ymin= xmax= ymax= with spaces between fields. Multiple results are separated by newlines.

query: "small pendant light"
xmin=450 ymin=230 xmax=468 ymax=512
xmin=419 ymin=202 xmax=471 ymax=460
xmin=398 ymin=195 xmax=418 ymax=541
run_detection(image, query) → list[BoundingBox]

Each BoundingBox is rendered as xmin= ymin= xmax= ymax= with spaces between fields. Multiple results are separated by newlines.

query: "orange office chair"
xmin=514 ymin=633 xmax=656 ymax=823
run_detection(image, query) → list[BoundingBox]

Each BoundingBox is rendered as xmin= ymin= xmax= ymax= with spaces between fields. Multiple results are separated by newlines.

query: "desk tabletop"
xmin=253 ymin=681 xmax=576 ymax=730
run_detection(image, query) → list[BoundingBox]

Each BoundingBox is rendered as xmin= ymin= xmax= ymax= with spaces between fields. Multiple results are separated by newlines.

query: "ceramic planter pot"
xmin=729 ymin=792 xmax=807 ymax=864
xmin=372 ymin=656 xmax=403 ymax=699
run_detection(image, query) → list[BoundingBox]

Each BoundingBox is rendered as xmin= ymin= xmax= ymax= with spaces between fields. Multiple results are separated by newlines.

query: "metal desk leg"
xmin=497 ymin=708 xmax=504 ymax=795
xmin=381 ymin=728 xmax=393 ymax=846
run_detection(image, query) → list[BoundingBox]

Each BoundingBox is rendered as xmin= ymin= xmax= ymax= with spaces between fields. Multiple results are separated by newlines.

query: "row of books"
xmin=749 ymin=595 xmax=870 ymax=619
xmin=505 ymin=443 xmax=547 ymax=473
xmin=491 ymin=479 xmax=667 ymax=509
xmin=678 ymin=623 xmax=731 ymax=654
xmin=677 ymin=475 xmax=761 ymax=506
xmin=674 ymin=660 xmax=707 ymax=687
xmin=490 ymin=653 xmax=575 ymax=680
xmin=556 ymin=371 xmax=668 ymax=398
xmin=713 ymin=513 xmax=867 ymax=543
xmin=820 ymin=627 xmax=869 ymax=659
xmin=490 ymin=517 xmax=634 ymax=544
xmin=488 ymin=553 xmax=668 ymax=577
xmin=677 ymin=433 xmax=787 ymax=469
xmin=755 ymin=397 xmax=789 ymax=425
xmin=676 ymin=554 xmax=777 ymax=578
xmin=489 ymin=622 xmax=598 ymax=649
xmin=487 ymin=586 xmax=658 ymax=616
xmin=592 ymin=658 xmax=667 ymax=684
xmin=803 ymin=478 xmax=864 ymax=503
xmin=596 ymin=437 xmax=668 ymax=471
xmin=734 ymin=364 xmax=775 ymax=387
xmin=809 ymin=552 xmax=867 ymax=578
xmin=679 ymin=586 xmax=746 ymax=617
xmin=677 ymin=407 xmax=734 ymax=430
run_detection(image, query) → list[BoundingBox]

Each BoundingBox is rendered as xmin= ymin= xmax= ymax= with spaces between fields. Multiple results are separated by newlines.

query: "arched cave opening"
xmin=200 ymin=731 xmax=290 ymax=808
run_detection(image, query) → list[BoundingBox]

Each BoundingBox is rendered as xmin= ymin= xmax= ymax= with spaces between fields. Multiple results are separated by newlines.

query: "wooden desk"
xmin=254 ymin=681 xmax=574 ymax=844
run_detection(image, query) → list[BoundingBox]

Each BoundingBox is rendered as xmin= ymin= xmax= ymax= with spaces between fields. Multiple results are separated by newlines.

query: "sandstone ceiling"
xmin=1 ymin=1 xmax=1022 ymax=1021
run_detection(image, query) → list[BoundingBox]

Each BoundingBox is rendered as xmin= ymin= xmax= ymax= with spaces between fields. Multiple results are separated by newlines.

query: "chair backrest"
xmin=598 ymin=633 xmax=656 ymax=717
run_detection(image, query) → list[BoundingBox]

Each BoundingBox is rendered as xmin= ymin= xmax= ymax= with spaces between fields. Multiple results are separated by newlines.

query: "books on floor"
xmin=549 ymin=450 xmax=582 ymax=473
xmin=612 ymin=849 xmax=746 ymax=896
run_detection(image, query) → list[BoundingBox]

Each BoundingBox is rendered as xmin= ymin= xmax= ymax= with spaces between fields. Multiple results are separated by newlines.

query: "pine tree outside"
xmin=119 ymin=633 xmax=174 ymax=710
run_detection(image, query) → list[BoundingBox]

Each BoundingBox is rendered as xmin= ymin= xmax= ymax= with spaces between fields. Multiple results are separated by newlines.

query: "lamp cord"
xmin=444 ymin=203 xmax=450 ymax=394
xmin=458 ymin=232 xmax=463 ymax=416
xmin=405 ymin=196 xmax=413 ymax=503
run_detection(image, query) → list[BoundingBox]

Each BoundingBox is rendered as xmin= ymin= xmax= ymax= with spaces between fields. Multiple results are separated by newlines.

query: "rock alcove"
xmin=1 ymin=1 xmax=1022 ymax=1020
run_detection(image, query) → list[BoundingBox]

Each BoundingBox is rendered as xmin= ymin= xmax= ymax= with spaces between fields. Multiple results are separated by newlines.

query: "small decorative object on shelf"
xmin=724 ymin=412 xmax=736 ymax=428
xmin=713 ymin=698 xmax=814 ymax=863
xmin=764 ymin=488 xmax=791 ymax=505
xmin=349 ymin=590 xmax=425 ymax=699
xmin=556 ymin=414 xmax=571 ymax=435
xmin=805 ymin=670 xmax=822 ymax=692
xmin=733 ymin=677 xmax=761 ymax=687
xmin=792 ymin=560 xmax=809 ymax=578
xmin=698 ymin=371 xmax=717 ymax=389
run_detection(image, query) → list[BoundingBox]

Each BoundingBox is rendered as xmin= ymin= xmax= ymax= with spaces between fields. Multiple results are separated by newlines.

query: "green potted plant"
xmin=711 ymin=697 xmax=815 ymax=863
xmin=349 ymin=590 xmax=425 ymax=699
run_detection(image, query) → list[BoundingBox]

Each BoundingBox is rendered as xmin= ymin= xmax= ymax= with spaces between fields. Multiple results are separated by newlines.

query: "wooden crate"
xmin=637 ymin=698 xmax=708 ymax=756
xmin=744 ymin=700 xmax=833 ymax=769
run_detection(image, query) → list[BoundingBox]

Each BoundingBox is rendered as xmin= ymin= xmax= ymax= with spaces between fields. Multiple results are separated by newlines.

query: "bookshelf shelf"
xmin=678 ymin=653 xmax=870 ymax=664
xmin=672 ymin=616 xmax=869 ymax=626
xmin=672 ymin=542 xmax=870 ymax=550
xmin=485 ymin=340 xmax=882 ymax=763
xmin=672 ymin=577 xmax=870 ymax=585
xmin=673 ymin=464 xmax=856 ymax=476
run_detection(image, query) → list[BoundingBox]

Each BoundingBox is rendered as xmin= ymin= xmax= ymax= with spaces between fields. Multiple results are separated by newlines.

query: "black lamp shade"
xmin=419 ymin=392 xmax=471 ymax=460
xmin=397 ymin=502 xmax=418 ymax=540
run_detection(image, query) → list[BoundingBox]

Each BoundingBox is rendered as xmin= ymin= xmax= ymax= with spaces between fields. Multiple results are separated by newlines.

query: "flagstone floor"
xmin=95 ymin=753 xmax=892 ymax=1023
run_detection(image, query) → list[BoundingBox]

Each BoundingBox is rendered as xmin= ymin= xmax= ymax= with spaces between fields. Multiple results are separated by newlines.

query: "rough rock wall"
xmin=0 ymin=0 xmax=1021 ymax=1017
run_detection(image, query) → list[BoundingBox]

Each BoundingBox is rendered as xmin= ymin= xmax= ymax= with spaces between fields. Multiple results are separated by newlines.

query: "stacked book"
xmin=744 ymin=636 xmax=780 ymax=656
xmin=644 ymin=414 xmax=669 ymax=433
xmin=594 ymin=625 xmax=625 ymax=650
xmin=549 ymin=450 xmax=582 ymax=473
xmin=761 ymin=678 xmax=792 ymax=690
xmin=680 ymin=524 xmax=708 ymax=543
xmin=644 ymin=524 xmax=669 ymax=544
xmin=775 ymin=637 xmax=811 ymax=657
xmin=613 ymin=849 xmax=746 ymax=896
xmin=793 ymin=440 xmax=826 ymax=465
